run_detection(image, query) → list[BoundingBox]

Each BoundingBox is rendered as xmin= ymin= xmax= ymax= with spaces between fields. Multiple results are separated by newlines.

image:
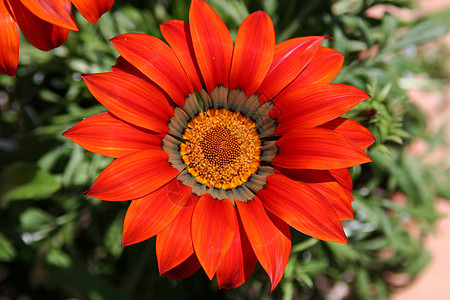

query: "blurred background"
xmin=1 ymin=0 xmax=449 ymax=299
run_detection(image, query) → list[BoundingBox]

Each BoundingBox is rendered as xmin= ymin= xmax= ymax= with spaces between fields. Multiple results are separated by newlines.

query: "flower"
xmin=0 ymin=0 xmax=114 ymax=76
xmin=63 ymin=0 xmax=374 ymax=291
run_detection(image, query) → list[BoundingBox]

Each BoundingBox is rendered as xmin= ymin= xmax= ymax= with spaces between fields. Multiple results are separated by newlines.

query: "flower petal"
xmin=330 ymin=168 xmax=354 ymax=202
xmin=291 ymin=46 xmax=344 ymax=87
xmin=216 ymin=214 xmax=257 ymax=289
xmin=274 ymin=127 xmax=372 ymax=170
xmin=86 ymin=149 xmax=179 ymax=201
xmin=236 ymin=197 xmax=291 ymax=292
xmin=272 ymin=83 xmax=370 ymax=134
xmin=71 ymin=0 xmax=113 ymax=24
xmin=122 ymin=178 xmax=193 ymax=246
xmin=156 ymin=204 xmax=196 ymax=274
xmin=17 ymin=0 xmax=77 ymax=30
xmin=110 ymin=33 xmax=193 ymax=108
xmin=160 ymin=20 xmax=203 ymax=91
xmin=192 ymin=195 xmax=236 ymax=280
xmin=258 ymin=174 xmax=348 ymax=242
xmin=256 ymin=36 xmax=324 ymax=103
xmin=62 ymin=112 xmax=163 ymax=158
xmin=189 ymin=0 xmax=233 ymax=93
xmin=0 ymin=0 xmax=19 ymax=76
xmin=112 ymin=56 xmax=149 ymax=81
xmin=275 ymin=168 xmax=353 ymax=220
xmin=229 ymin=11 xmax=275 ymax=97
xmin=82 ymin=72 xmax=174 ymax=133
xmin=160 ymin=253 xmax=201 ymax=280
xmin=9 ymin=0 xmax=69 ymax=51
xmin=319 ymin=117 xmax=375 ymax=150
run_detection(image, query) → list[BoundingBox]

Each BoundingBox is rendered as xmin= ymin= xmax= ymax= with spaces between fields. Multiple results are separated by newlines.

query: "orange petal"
xmin=189 ymin=0 xmax=233 ymax=93
xmin=110 ymin=33 xmax=193 ymax=107
xmin=258 ymin=174 xmax=348 ymax=243
xmin=216 ymin=214 xmax=257 ymax=289
xmin=274 ymin=127 xmax=372 ymax=170
xmin=160 ymin=20 xmax=203 ymax=91
xmin=236 ymin=197 xmax=291 ymax=292
xmin=8 ymin=0 xmax=69 ymax=51
xmin=17 ymin=0 xmax=77 ymax=30
xmin=319 ymin=117 xmax=375 ymax=150
xmin=62 ymin=112 xmax=163 ymax=158
xmin=86 ymin=149 xmax=179 ymax=201
xmin=122 ymin=179 xmax=193 ymax=246
xmin=160 ymin=253 xmax=201 ymax=280
xmin=291 ymin=46 xmax=344 ymax=87
xmin=256 ymin=36 xmax=324 ymax=103
xmin=275 ymin=168 xmax=353 ymax=220
xmin=82 ymin=72 xmax=174 ymax=133
xmin=71 ymin=0 xmax=113 ymax=24
xmin=191 ymin=195 xmax=236 ymax=279
xmin=156 ymin=204 xmax=196 ymax=274
xmin=229 ymin=11 xmax=275 ymax=97
xmin=272 ymin=83 xmax=370 ymax=134
xmin=0 ymin=0 xmax=19 ymax=76
xmin=330 ymin=168 xmax=354 ymax=202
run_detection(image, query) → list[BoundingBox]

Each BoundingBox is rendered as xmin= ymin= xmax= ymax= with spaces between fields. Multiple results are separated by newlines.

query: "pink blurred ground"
xmin=393 ymin=201 xmax=450 ymax=300
xmin=369 ymin=0 xmax=450 ymax=299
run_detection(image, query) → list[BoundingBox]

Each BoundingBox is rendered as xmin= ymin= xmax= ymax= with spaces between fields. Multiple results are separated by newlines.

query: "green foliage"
xmin=1 ymin=0 xmax=449 ymax=299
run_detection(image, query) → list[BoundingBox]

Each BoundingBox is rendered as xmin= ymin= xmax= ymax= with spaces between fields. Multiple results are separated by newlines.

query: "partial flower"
xmin=0 ymin=0 xmax=114 ymax=76
xmin=63 ymin=0 xmax=374 ymax=291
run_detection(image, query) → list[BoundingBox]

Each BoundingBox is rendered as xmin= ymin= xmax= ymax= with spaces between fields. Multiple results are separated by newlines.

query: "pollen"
xmin=181 ymin=109 xmax=261 ymax=189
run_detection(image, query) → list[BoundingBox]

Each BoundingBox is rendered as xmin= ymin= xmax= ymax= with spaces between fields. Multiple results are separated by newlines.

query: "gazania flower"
xmin=63 ymin=0 xmax=374 ymax=291
xmin=0 ymin=0 xmax=114 ymax=76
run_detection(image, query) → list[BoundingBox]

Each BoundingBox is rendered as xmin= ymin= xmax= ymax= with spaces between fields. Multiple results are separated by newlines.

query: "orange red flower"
xmin=0 ymin=0 xmax=114 ymax=76
xmin=63 ymin=0 xmax=374 ymax=290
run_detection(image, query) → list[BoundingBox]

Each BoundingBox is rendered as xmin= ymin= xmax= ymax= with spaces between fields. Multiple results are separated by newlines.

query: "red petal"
xmin=110 ymin=33 xmax=193 ymax=107
xmin=191 ymin=195 xmax=236 ymax=279
xmin=0 ymin=0 xmax=19 ymax=76
xmin=272 ymin=83 xmax=370 ymax=134
xmin=330 ymin=168 xmax=354 ymax=202
xmin=160 ymin=20 xmax=203 ymax=91
xmin=71 ymin=0 xmax=113 ymax=24
xmin=236 ymin=197 xmax=291 ymax=292
xmin=216 ymin=214 xmax=257 ymax=289
xmin=9 ymin=0 xmax=69 ymax=51
xmin=82 ymin=72 xmax=173 ymax=133
xmin=156 ymin=204 xmax=196 ymax=274
xmin=17 ymin=0 xmax=77 ymax=30
xmin=291 ymin=46 xmax=344 ymax=87
xmin=86 ymin=149 xmax=179 ymax=201
xmin=319 ymin=117 xmax=375 ymax=150
xmin=160 ymin=253 xmax=201 ymax=280
xmin=122 ymin=178 xmax=193 ymax=246
xmin=62 ymin=112 xmax=163 ymax=158
xmin=256 ymin=36 xmax=324 ymax=103
xmin=275 ymin=168 xmax=353 ymax=220
xmin=229 ymin=11 xmax=275 ymax=97
xmin=112 ymin=56 xmax=148 ymax=80
xmin=258 ymin=174 xmax=348 ymax=243
xmin=274 ymin=127 xmax=372 ymax=170
xmin=189 ymin=0 xmax=233 ymax=93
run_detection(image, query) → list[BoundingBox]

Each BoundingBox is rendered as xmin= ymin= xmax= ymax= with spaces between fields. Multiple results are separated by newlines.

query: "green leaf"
xmin=1 ymin=163 xmax=61 ymax=202
xmin=46 ymin=247 xmax=72 ymax=268
xmin=0 ymin=232 xmax=16 ymax=262
xmin=20 ymin=207 xmax=55 ymax=232
xmin=104 ymin=210 xmax=126 ymax=258
xmin=384 ymin=20 xmax=449 ymax=52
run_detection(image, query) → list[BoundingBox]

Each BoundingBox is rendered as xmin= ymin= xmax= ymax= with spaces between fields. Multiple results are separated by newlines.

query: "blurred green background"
xmin=1 ymin=0 xmax=450 ymax=299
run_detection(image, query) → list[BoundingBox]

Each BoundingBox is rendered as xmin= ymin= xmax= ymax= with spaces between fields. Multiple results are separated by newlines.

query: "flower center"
xmin=180 ymin=109 xmax=261 ymax=190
